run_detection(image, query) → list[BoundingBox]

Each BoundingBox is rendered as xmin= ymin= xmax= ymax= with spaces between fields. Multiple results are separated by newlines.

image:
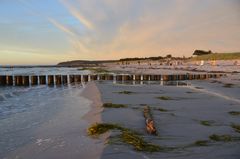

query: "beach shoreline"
xmin=1 ymin=83 xmax=108 ymax=159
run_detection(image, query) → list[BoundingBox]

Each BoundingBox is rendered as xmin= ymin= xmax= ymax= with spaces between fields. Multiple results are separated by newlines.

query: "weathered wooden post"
xmin=133 ymin=75 xmax=136 ymax=81
xmin=88 ymin=75 xmax=91 ymax=81
xmin=83 ymin=75 xmax=89 ymax=82
xmin=172 ymin=75 xmax=178 ymax=81
xmin=204 ymin=74 xmax=209 ymax=79
xmin=178 ymin=74 xmax=185 ymax=81
xmin=162 ymin=75 xmax=169 ymax=81
xmin=166 ymin=75 xmax=171 ymax=81
xmin=69 ymin=75 xmax=75 ymax=83
xmin=216 ymin=74 xmax=221 ymax=78
xmin=55 ymin=75 xmax=62 ymax=85
xmin=106 ymin=74 xmax=114 ymax=80
xmin=39 ymin=76 xmax=46 ymax=85
xmin=183 ymin=74 xmax=187 ymax=80
xmin=135 ymin=75 xmax=141 ymax=81
xmin=143 ymin=75 xmax=150 ymax=81
xmin=15 ymin=76 xmax=23 ymax=86
xmin=123 ymin=75 xmax=127 ymax=81
xmin=208 ymin=74 xmax=213 ymax=79
xmin=74 ymin=75 xmax=81 ymax=83
xmin=31 ymin=76 xmax=38 ymax=85
xmin=140 ymin=75 xmax=143 ymax=81
xmin=62 ymin=75 xmax=68 ymax=85
xmin=48 ymin=75 xmax=54 ymax=85
xmin=116 ymin=75 xmax=123 ymax=81
xmin=196 ymin=74 xmax=201 ymax=80
xmin=90 ymin=75 xmax=98 ymax=81
xmin=200 ymin=74 xmax=206 ymax=80
xmin=22 ymin=76 xmax=29 ymax=86
xmin=6 ymin=76 xmax=13 ymax=85
xmin=99 ymin=75 xmax=106 ymax=80
xmin=150 ymin=75 xmax=161 ymax=81
xmin=0 ymin=76 xmax=7 ymax=86
xmin=123 ymin=75 xmax=132 ymax=81
xmin=191 ymin=74 xmax=196 ymax=80
xmin=190 ymin=74 xmax=195 ymax=80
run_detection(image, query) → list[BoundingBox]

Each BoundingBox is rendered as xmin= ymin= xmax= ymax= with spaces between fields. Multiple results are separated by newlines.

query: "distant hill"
xmin=191 ymin=52 xmax=240 ymax=61
xmin=57 ymin=55 xmax=191 ymax=66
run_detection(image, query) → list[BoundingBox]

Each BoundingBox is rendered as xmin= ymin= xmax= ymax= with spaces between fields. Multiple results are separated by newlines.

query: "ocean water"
xmin=0 ymin=67 xmax=93 ymax=158
xmin=0 ymin=66 xmax=89 ymax=75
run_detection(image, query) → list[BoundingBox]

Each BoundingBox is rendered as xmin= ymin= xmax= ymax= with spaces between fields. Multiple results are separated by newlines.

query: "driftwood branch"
xmin=143 ymin=106 xmax=157 ymax=135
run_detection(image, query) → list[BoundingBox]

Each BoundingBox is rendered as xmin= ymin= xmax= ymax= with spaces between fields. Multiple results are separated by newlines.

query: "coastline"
xmin=81 ymin=81 xmax=109 ymax=159
xmin=82 ymin=82 xmax=104 ymax=124
xmin=1 ymin=84 xmax=106 ymax=159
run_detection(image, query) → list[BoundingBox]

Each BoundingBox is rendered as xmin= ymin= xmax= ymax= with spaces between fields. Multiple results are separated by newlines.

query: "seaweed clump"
xmin=117 ymin=91 xmax=134 ymax=94
xmin=102 ymin=103 xmax=127 ymax=108
xmin=157 ymin=108 xmax=168 ymax=112
xmin=200 ymin=120 xmax=215 ymax=126
xmin=229 ymin=111 xmax=240 ymax=116
xmin=209 ymin=134 xmax=232 ymax=142
xmin=231 ymin=124 xmax=240 ymax=133
xmin=223 ymin=83 xmax=234 ymax=88
xmin=194 ymin=140 xmax=209 ymax=146
xmin=195 ymin=87 xmax=204 ymax=89
xmin=157 ymin=96 xmax=172 ymax=100
xmin=87 ymin=123 xmax=163 ymax=152
xmin=87 ymin=123 xmax=122 ymax=136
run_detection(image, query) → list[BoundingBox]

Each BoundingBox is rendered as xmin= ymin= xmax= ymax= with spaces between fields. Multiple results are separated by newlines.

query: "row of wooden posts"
xmin=0 ymin=73 xmax=225 ymax=86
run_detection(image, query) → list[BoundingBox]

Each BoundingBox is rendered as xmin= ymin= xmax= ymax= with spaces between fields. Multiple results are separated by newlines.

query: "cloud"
xmin=47 ymin=18 xmax=75 ymax=36
xmin=59 ymin=0 xmax=94 ymax=30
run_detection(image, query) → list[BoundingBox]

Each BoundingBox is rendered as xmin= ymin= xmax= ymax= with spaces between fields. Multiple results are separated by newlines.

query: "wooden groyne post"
xmin=23 ymin=76 xmax=29 ymax=86
xmin=31 ymin=76 xmax=38 ymax=85
xmin=62 ymin=75 xmax=68 ymax=85
xmin=6 ymin=76 xmax=13 ymax=85
xmin=55 ymin=75 xmax=62 ymax=85
xmin=0 ymin=76 xmax=6 ymax=86
xmin=39 ymin=76 xmax=46 ymax=85
xmin=0 ymin=73 xmax=226 ymax=86
xmin=15 ymin=76 xmax=23 ymax=86
xmin=48 ymin=75 xmax=54 ymax=85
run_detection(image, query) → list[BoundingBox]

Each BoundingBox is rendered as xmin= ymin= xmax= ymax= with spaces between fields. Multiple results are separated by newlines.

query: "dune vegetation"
xmin=191 ymin=52 xmax=240 ymax=61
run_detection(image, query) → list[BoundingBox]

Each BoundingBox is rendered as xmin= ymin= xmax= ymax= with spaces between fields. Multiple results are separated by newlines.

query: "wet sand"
xmin=95 ymin=78 xmax=240 ymax=159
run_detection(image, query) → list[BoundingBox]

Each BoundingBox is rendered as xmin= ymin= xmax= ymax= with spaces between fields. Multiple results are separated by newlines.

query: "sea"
xmin=0 ymin=67 xmax=93 ymax=158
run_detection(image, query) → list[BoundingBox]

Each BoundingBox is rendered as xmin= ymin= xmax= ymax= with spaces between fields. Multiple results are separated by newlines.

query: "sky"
xmin=0 ymin=0 xmax=239 ymax=65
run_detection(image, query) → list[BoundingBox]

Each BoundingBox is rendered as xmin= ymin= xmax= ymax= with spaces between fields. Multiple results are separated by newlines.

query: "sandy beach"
xmin=93 ymin=78 xmax=240 ymax=159
xmin=104 ymin=60 xmax=240 ymax=74
xmin=0 ymin=63 xmax=239 ymax=159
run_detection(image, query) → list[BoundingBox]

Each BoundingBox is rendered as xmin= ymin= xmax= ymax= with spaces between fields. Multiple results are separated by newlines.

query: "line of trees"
xmin=193 ymin=50 xmax=212 ymax=56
